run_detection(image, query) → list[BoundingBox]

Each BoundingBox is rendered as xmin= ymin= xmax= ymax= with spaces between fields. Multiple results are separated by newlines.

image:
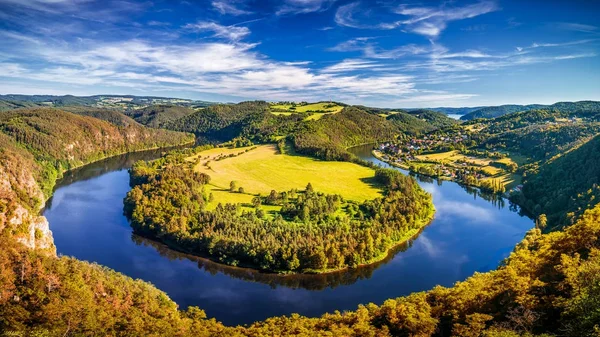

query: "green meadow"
xmin=192 ymin=144 xmax=383 ymax=211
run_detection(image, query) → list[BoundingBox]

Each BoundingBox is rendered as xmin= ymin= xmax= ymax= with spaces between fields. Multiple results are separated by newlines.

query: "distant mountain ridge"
xmin=459 ymin=101 xmax=600 ymax=120
xmin=0 ymin=94 xmax=217 ymax=111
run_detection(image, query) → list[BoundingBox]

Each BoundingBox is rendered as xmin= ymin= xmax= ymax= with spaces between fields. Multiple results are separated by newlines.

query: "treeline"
xmin=460 ymin=100 xmax=600 ymax=120
xmin=124 ymin=104 xmax=195 ymax=128
xmin=4 ymin=199 xmax=600 ymax=336
xmin=125 ymin=155 xmax=434 ymax=273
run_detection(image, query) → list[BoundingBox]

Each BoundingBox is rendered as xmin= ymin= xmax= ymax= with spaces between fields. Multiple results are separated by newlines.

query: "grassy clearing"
xmin=270 ymin=102 xmax=344 ymax=121
xmin=270 ymin=102 xmax=343 ymax=113
xmin=193 ymin=145 xmax=383 ymax=207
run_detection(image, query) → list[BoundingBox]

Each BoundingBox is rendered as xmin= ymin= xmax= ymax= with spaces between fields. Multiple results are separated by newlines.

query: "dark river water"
xmin=44 ymin=144 xmax=533 ymax=326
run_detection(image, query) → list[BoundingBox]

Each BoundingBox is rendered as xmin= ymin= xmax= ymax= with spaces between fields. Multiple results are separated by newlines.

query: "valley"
xmin=1 ymin=96 xmax=599 ymax=336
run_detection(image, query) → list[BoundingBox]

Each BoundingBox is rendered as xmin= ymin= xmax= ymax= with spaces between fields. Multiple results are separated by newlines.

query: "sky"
xmin=0 ymin=0 xmax=599 ymax=107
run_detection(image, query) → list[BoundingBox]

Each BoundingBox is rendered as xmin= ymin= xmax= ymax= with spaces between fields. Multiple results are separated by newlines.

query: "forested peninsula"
xmin=124 ymin=146 xmax=434 ymax=273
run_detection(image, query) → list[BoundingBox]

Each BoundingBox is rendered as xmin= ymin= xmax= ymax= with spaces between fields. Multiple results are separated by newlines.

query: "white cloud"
xmin=277 ymin=0 xmax=336 ymax=15
xmin=211 ymin=0 xmax=252 ymax=16
xmin=335 ymin=1 xmax=498 ymax=38
xmin=517 ymin=39 xmax=597 ymax=51
xmin=183 ymin=21 xmax=251 ymax=41
xmin=321 ymin=59 xmax=381 ymax=73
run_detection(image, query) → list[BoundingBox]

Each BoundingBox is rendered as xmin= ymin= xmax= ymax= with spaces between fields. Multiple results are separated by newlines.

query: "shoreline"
xmin=40 ymin=137 xmax=195 ymax=208
xmin=131 ymin=207 xmax=435 ymax=276
xmin=372 ymin=149 xmax=516 ymax=195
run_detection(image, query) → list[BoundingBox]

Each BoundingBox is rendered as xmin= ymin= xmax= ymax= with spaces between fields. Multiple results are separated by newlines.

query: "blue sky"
xmin=0 ymin=0 xmax=599 ymax=107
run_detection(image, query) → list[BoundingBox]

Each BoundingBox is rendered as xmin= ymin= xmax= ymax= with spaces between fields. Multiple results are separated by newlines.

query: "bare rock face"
xmin=0 ymin=151 xmax=56 ymax=255
xmin=10 ymin=205 xmax=55 ymax=253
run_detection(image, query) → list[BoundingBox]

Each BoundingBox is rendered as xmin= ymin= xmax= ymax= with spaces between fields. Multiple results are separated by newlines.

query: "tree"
xmin=536 ymin=214 xmax=547 ymax=230
xmin=252 ymin=195 xmax=262 ymax=208
xmin=306 ymin=183 xmax=314 ymax=193
xmin=238 ymin=187 xmax=245 ymax=194
xmin=230 ymin=181 xmax=237 ymax=192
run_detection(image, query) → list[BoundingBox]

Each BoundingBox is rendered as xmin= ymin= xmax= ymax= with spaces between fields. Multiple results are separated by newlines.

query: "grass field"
xmin=192 ymin=145 xmax=383 ymax=209
xmin=270 ymin=102 xmax=344 ymax=121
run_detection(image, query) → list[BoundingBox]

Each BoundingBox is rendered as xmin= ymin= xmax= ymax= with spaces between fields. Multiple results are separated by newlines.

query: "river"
xmin=43 ymin=144 xmax=533 ymax=326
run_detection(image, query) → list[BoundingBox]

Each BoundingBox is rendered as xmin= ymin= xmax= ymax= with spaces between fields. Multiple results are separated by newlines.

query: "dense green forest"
xmin=125 ymin=104 xmax=196 ymax=128
xmin=515 ymin=134 xmax=600 ymax=229
xmin=461 ymin=101 xmax=600 ymax=120
xmin=125 ymin=149 xmax=434 ymax=273
xmin=0 ymin=108 xmax=194 ymax=197
xmin=292 ymin=106 xmax=402 ymax=160
xmin=165 ymin=101 xmax=272 ymax=141
xmin=59 ymin=106 xmax=139 ymax=127
xmin=460 ymin=104 xmax=546 ymax=120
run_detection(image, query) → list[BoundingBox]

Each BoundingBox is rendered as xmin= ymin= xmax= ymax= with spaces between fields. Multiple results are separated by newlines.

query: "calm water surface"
xmin=447 ymin=113 xmax=464 ymax=120
xmin=44 ymin=145 xmax=533 ymax=325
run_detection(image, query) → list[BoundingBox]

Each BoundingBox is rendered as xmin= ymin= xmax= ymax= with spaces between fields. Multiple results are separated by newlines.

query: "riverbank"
xmin=44 ymin=142 xmax=533 ymax=325
xmin=372 ymin=148 xmax=519 ymax=195
xmin=125 ymin=144 xmax=436 ymax=275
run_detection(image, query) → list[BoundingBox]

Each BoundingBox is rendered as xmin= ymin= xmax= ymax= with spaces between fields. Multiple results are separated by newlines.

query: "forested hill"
xmin=460 ymin=104 xmax=546 ymax=120
xmin=468 ymin=108 xmax=600 ymax=161
xmin=124 ymin=104 xmax=195 ymax=128
xmin=460 ymin=100 xmax=600 ymax=120
xmin=0 ymin=107 xmax=194 ymax=253
xmin=405 ymin=109 xmax=459 ymax=129
xmin=516 ymin=134 xmax=600 ymax=229
xmin=292 ymin=106 xmax=400 ymax=160
xmin=59 ymin=106 xmax=139 ymax=127
xmin=165 ymin=101 xmax=271 ymax=141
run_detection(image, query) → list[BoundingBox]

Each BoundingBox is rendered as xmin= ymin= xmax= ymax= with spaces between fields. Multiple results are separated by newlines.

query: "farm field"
xmin=270 ymin=102 xmax=344 ymax=120
xmin=192 ymin=145 xmax=383 ymax=209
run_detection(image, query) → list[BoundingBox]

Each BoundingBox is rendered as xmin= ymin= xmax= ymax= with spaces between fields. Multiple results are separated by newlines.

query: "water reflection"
xmin=131 ymin=230 xmax=422 ymax=291
xmin=44 ymin=144 xmax=534 ymax=325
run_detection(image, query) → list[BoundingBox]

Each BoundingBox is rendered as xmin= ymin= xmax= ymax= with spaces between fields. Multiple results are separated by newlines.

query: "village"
xmin=374 ymin=129 xmax=519 ymax=194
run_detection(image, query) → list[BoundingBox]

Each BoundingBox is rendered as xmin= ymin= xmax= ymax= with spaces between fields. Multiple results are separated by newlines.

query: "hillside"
xmin=460 ymin=104 xmax=547 ymax=120
xmin=59 ymin=106 xmax=138 ymax=127
xmin=0 ymin=99 xmax=43 ymax=112
xmin=0 ymin=107 xmax=194 ymax=254
xmin=293 ymin=106 xmax=400 ymax=160
xmin=469 ymin=109 xmax=600 ymax=161
xmin=386 ymin=111 xmax=436 ymax=135
xmin=516 ymin=134 xmax=600 ymax=229
xmin=125 ymin=104 xmax=196 ymax=128
xmin=166 ymin=101 xmax=271 ymax=141
xmin=427 ymin=106 xmax=484 ymax=115
xmin=406 ymin=109 xmax=459 ymax=129
xmin=461 ymin=101 xmax=600 ymax=120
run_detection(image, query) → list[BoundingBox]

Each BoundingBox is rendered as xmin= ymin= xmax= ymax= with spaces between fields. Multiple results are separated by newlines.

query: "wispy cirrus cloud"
xmin=277 ymin=0 xmax=336 ymax=16
xmin=183 ymin=21 xmax=251 ymax=41
xmin=555 ymin=22 xmax=598 ymax=33
xmin=516 ymin=39 xmax=597 ymax=52
xmin=211 ymin=0 xmax=252 ymax=16
xmin=320 ymin=59 xmax=381 ymax=73
xmin=335 ymin=0 xmax=498 ymax=38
